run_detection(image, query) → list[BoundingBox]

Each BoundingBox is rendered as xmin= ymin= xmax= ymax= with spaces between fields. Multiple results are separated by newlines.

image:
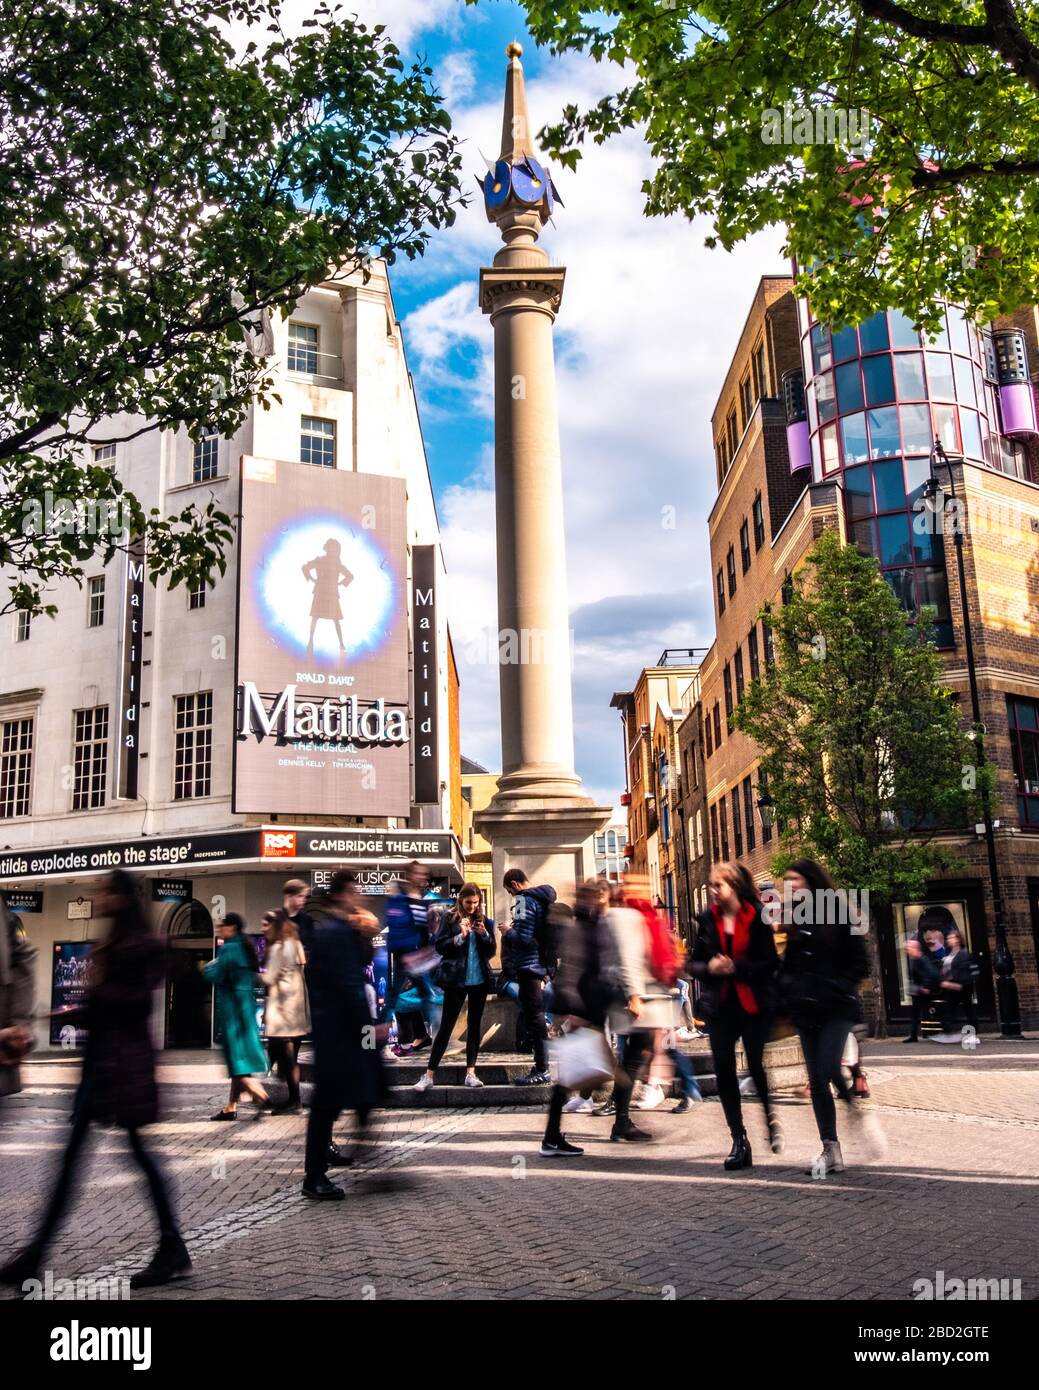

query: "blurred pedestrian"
xmin=602 ymin=876 xmax=676 ymax=1143
xmin=0 ymin=870 xmax=189 ymax=1290
xmin=690 ymin=862 xmax=782 ymax=1170
xmin=540 ymin=879 xmax=621 ymax=1155
xmin=778 ymin=859 xmax=872 ymax=1174
xmin=302 ymin=871 xmax=386 ymax=1200
xmin=204 ymin=913 xmax=269 ymax=1120
xmin=501 ymin=869 xmax=558 ymax=1086
xmin=936 ymin=927 xmax=980 ymax=1042
xmin=414 ymin=883 xmax=496 ymax=1092
xmin=282 ymin=877 xmax=315 ymax=952
xmin=380 ymin=861 xmax=438 ymax=1044
xmin=0 ymin=892 xmax=36 ymax=1106
xmin=903 ymin=917 xmax=947 ymax=1042
xmin=262 ymin=908 xmax=310 ymax=1113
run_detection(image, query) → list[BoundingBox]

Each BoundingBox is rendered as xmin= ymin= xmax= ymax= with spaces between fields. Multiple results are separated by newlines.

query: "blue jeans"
xmin=669 ymin=1046 xmax=702 ymax=1101
xmin=381 ymin=952 xmax=439 ymax=1029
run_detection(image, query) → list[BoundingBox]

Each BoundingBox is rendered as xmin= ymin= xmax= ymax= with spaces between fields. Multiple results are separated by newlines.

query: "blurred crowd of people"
xmin=1 ymin=848 xmax=987 ymax=1289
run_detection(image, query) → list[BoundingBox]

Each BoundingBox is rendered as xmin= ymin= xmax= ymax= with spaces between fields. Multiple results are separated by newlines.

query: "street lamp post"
xmin=924 ymin=439 xmax=1021 ymax=1037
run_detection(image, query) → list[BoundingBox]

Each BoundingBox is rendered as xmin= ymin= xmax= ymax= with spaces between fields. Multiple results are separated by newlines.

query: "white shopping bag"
xmin=549 ymin=1027 xmax=615 ymax=1091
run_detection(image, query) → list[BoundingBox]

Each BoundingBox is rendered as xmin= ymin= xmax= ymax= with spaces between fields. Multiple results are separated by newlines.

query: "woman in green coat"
xmin=203 ymin=914 xmax=270 ymax=1120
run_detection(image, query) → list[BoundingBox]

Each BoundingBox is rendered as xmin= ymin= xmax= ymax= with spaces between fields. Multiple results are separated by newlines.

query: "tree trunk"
xmin=867 ymin=912 xmax=888 ymax=1039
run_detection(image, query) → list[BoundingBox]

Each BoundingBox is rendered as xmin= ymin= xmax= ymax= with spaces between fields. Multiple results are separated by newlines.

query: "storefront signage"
xmin=67 ymin=898 xmax=92 ymax=921
xmin=0 ymin=826 xmax=463 ymax=882
xmin=3 ymin=889 xmax=42 ymax=913
xmin=233 ymin=457 xmax=411 ymax=816
xmin=151 ymin=879 xmax=193 ymax=903
xmin=412 ymin=545 xmax=440 ymax=803
xmin=116 ymin=535 xmax=146 ymax=800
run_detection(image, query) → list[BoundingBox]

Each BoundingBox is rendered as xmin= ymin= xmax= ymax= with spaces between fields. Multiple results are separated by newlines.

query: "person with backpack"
xmin=689 ymin=862 xmax=782 ymax=1171
xmin=501 ymin=868 xmax=558 ymax=1086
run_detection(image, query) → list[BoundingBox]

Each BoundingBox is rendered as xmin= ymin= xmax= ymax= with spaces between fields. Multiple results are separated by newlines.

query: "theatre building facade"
xmin=696 ymin=275 xmax=1039 ymax=1030
xmin=1 ymin=261 xmax=464 ymax=1049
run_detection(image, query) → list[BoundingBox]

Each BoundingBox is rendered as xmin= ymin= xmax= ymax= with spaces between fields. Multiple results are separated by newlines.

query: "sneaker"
xmin=391 ymin=1043 xmax=412 ymax=1058
xmin=671 ymin=1097 xmax=692 ymax=1115
xmin=514 ymin=1069 xmax=550 ymax=1086
xmin=412 ymin=1074 xmax=434 ymax=1092
xmin=806 ymin=1139 xmax=844 ymax=1176
xmin=563 ymin=1096 xmax=595 ymax=1114
xmin=130 ymin=1233 xmax=191 ymax=1290
xmin=676 ymin=1027 xmax=700 ymax=1041
xmin=632 ymin=1083 xmax=665 ymax=1111
xmin=539 ymin=1136 xmax=585 ymax=1157
xmin=463 ymin=1072 xmax=484 ymax=1088
xmin=902 ymin=1034 xmax=919 ymax=1044
xmin=592 ymin=1099 xmax=616 ymax=1117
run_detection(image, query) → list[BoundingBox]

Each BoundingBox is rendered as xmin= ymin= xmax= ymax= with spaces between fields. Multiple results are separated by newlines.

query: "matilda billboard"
xmin=233 ymin=456 xmax=410 ymax=815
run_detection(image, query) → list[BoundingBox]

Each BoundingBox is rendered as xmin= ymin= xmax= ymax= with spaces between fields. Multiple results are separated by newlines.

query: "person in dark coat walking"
xmin=203 ymin=913 xmax=270 ymax=1120
xmin=303 ymin=870 xmax=386 ymax=1200
xmin=413 ymin=883 xmax=496 ymax=1092
xmin=903 ymin=912 xmax=948 ymax=1042
xmin=0 ymin=870 xmax=190 ymax=1290
xmin=778 ymin=858 xmax=875 ymax=1174
xmin=689 ymin=861 xmax=781 ymax=1171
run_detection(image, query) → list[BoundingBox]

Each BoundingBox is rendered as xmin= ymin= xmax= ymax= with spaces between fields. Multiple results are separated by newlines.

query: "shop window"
xmin=1009 ymin=696 xmax=1039 ymax=826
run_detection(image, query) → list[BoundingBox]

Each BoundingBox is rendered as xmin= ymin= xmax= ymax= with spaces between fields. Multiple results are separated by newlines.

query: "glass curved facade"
xmin=797 ymin=302 xmax=1028 ymax=647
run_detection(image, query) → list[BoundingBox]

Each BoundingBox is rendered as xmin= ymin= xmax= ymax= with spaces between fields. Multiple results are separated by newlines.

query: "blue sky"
xmin=319 ymin=1 xmax=788 ymax=804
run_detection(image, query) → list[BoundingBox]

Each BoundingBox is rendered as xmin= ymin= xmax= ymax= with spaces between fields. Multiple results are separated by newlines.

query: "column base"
xmin=474 ymin=794 xmax=612 ymax=926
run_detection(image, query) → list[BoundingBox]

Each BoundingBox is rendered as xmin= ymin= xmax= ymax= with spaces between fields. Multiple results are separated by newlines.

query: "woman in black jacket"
xmin=413 ymin=883 xmax=496 ymax=1092
xmin=937 ymin=928 xmax=979 ymax=1040
xmin=778 ymin=858 xmax=871 ymax=1174
xmin=689 ymin=862 xmax=781 ymax=1171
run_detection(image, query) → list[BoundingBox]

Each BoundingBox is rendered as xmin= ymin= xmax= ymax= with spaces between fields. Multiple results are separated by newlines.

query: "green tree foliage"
xmin=512 ymin=0 xmax=1039 ymax=333
xmin=0 ymin=0 xmax=463 ymax=612
xmin=732 ymin=528 xmax=986 ymax=906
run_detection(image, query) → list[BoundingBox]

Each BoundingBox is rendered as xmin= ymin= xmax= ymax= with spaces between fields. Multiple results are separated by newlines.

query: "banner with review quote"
xmin=234 ymin=456 xmax=410 ymax=815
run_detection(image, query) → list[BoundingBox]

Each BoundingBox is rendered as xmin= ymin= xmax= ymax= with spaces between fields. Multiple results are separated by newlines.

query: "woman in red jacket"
xmin=689 ymin=862 xmax=782 ymax=1170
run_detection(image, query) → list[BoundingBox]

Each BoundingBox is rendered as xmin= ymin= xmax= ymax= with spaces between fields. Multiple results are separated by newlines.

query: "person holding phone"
xmin=414 ymin=884 xmax=496 ymax=1091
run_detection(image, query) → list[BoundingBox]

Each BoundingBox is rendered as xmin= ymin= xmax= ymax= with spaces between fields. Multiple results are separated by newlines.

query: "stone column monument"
xmin=473 ymin=44 xmax=611 ymax=922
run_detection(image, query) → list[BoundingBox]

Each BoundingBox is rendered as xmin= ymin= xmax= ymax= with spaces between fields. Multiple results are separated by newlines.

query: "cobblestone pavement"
xmin=2 ymin=1040 xmax=1038 ymax=1301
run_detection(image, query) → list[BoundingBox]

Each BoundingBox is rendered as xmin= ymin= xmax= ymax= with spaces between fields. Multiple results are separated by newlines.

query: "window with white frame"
xmin=14 ymin=611 xmax=30 ymax=643
xmin=288 ymin=322 xmax=319 ymax=373
xmin=193 ymin=430 xmax=219 ymax=483
xmin=301 ymin=415 xmax=335 ymax=468
xmin=174 ymin=692 xmax=212 ymax=799
xmin=87 ymin=575 xmax=105 ymax=628
xmin=188 ymin=576 xmax=206 ymax=611
xmin=0 ymin=716 xmax=33 ymax=818
xmin=92 ymin=443 xmax=116 ymax=467
xmin=72 ymin=705 xmax=109 ymax=810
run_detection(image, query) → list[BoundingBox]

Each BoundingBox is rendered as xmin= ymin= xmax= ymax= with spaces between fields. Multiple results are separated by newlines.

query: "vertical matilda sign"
xmin=116 ymin=536 xmax=145 ymax=800
xmin=234 ymin=456 xmax=410 ymax=815
xmin=412 ymin=545 xmax=439 ymax=803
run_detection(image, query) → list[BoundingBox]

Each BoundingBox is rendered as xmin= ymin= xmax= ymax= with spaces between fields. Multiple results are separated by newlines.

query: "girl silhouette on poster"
xmin=302 ymin=539 xmax=353 ymax=663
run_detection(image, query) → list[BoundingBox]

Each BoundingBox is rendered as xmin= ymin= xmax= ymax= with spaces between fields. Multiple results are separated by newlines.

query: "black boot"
xmin=327 ymin=1142 xmax=353 ymax=1168
xmin=302 ymin=1174 xmax=345 ymax=1201
xmin=724 ymin=1130 xmax=752 ymax=1171
xmin=0 ymin=1245 xmax=43 ymax=1288
xmin=129 ymin=1232 xmax=192 ymax=1290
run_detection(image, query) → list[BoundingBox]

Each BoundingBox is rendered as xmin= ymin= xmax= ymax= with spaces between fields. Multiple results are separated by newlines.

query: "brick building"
xmin=695 ymin=272 xmax=1039 ymax=1029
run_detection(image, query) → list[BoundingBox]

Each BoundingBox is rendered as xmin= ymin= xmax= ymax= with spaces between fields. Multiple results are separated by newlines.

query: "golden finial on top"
xmin=506 ymin=41 xmax=523 ymax=59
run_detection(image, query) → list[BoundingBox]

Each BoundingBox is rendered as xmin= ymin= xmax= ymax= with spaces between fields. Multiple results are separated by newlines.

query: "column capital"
xmin=478 ymin=265 xmax=566 ymax=319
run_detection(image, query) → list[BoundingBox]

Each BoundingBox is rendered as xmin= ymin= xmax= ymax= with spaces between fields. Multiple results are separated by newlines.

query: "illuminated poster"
xmin=234 ymin=456 xmax=410 ymax=815
xmin=50 ymin=942 xmax=94 ymax=1046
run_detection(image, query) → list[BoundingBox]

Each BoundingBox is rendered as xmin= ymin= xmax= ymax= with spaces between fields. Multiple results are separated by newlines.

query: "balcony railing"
xmin=285 ymin=349 xmax=344 ymax=384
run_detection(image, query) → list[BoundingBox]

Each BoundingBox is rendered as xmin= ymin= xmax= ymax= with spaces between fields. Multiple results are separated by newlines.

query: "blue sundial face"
xmin=484 ymin=159 xmax=512 ymax=210
xmin=511 ymin=159 xmax=546 ymax=206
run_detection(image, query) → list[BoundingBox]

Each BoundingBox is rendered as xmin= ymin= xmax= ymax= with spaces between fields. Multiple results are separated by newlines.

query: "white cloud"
xmin=400 ymin=45 xmax=788 ymax=798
